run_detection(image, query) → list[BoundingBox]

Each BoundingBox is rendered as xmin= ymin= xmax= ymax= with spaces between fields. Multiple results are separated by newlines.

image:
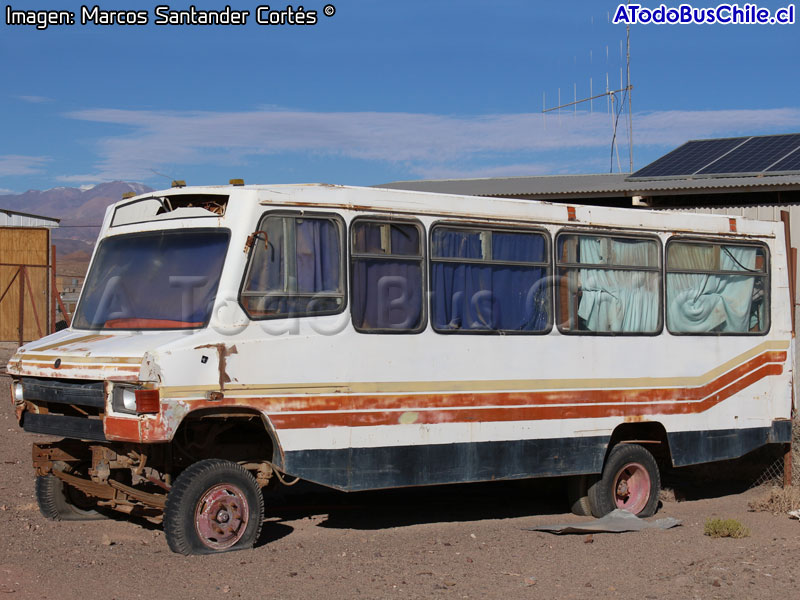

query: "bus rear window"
xmin=666 ymin=240 xmax=769 ymax=334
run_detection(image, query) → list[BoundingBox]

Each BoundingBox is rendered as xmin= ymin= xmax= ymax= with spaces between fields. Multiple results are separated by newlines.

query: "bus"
xmin=6 ymin=182 xmax=794 ymax=555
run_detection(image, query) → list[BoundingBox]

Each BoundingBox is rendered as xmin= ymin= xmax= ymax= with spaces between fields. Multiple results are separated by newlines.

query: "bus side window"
xmin=350 ymin=219 xmax=425 ymax=332
xmin=430 ymin=225 xmax=551 ymax=334
xmin=241 ymin=213 xmax=345 ymax=319
xmin=666 ymin=240 xmax=769 ymax=334
xmin=556 ymin=233 xmax=661 ymax=335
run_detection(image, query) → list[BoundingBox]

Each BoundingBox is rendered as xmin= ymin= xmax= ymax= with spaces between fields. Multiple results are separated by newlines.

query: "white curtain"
xmin=577 ymin=237 xmax=660 ymax=333
xmin=666 ymin=245 xmax=758 ymax=333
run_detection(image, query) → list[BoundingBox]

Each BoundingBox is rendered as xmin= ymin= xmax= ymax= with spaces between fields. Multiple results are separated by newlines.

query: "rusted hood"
xmin=6 ymin=329 xmax=191 ymax=381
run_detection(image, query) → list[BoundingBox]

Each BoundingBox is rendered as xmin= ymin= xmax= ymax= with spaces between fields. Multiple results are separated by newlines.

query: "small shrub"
xmin=748 ymin=485 xmax=800 ymax=514
xmin=704 ymin=518 xmax=750 ymax=539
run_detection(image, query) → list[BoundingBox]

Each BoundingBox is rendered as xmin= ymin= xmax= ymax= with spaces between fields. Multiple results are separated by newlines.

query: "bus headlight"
xmin=12 ymin=381 xmax=24 ymax=403
xmin=112 ymin=385 xmax=138 ymax=415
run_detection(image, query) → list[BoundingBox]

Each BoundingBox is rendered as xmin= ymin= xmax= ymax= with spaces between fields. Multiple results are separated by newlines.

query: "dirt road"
xmin=1 ymin=370 xmax=799 ymax=600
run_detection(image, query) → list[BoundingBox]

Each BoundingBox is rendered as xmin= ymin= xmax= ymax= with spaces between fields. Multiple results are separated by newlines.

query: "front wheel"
xmin=588 ymin=443 xmax=660 ymax=518
xmin=35 ymin=463 xmax=106 ymax=521
xmin=164 ymin=459 xmax=264 ymax=555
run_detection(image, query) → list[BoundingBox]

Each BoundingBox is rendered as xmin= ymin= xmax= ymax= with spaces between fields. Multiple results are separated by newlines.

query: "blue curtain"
xmin=245 ymin=217 xmax=341 ymax=316
xmin=351 ymin=223 xmax=422 ymax=330
xmin=431 ymin=229 xmax=549 ymax=331
xmin=295 ymin=219 xmax=340 ymax=293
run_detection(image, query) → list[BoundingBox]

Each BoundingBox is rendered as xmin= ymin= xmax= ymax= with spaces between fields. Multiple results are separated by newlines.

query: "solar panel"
xmin=766 ymin=147 xmax=800 ymax=173
xmin=629 ymin=133 xmax=800 ymax=179
xmin=629 ymin=138 xmax=744 ymax=179
xmin=696 ymin=134 xmax=800 ymax=175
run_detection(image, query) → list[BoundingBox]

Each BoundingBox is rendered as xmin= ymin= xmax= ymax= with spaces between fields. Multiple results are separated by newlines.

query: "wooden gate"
xmin=0 ymin=227 xmax=51 ymax=343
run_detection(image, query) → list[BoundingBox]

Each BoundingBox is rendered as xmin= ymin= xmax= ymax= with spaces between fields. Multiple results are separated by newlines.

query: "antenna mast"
xmin=541 ymin=5 xmax=635 ymax=173
xmin=626 ymin=20 xmax=633 ymax=172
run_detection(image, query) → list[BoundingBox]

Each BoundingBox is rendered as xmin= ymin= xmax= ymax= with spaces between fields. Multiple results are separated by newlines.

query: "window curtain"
xmin=667 ymin=245 xmax=758 ymax=333
xmin=351 ymin=224 xmax=422 ymax=330
xmin=244 ymin=217 xmax=340 ymax=316
xmin=432 ymin=230 xmax=549 ymax=331
xmin=576 ymin=237 xmax=659 ymax=333
xmin=295 ymin=219 xmax=340 ymax=293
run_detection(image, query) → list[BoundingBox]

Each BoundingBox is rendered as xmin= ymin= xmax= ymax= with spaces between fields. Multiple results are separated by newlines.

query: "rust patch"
xmin=264 ymin=364 xmax=783 ymax=430
xmin=624 ymin=415 xmax=647 ymax=423
xmin=104 ymin=416 xmax=141 ymax=442
xmin=195 ymin=343 xmax=238 ymax=391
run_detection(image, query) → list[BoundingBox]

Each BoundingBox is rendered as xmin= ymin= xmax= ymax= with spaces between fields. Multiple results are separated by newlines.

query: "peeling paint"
xmin=140 ymin=351 xmax=163 ymax=383
xmin=399 ymin=411 xmax=419 ymax=425
xmin=195 ymin=343 xmax=238 ymax=391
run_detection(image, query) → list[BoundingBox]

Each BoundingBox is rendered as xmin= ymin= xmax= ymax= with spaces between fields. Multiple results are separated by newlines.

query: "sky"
xmin=1 ymin=0 xmax=799 ymax=194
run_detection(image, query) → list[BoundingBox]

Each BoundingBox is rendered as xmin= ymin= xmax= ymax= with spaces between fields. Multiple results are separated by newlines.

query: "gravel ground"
xmin=2 ymin=353 xmax=800 ymax=599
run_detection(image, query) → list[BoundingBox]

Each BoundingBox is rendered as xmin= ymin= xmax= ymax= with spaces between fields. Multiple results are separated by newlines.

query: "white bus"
xmin=6 ymin=183 xmax=794 ymax=554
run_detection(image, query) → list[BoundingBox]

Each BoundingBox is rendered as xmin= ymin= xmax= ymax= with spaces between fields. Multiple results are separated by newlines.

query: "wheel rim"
xmin=612 ymin=461 xmax=651 ymax=514
xmin=194 ymin=484 xmax=249 ymax=550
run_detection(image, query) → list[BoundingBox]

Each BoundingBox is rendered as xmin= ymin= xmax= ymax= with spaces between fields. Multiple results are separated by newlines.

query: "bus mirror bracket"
xmin=244 ymin=230 xmax=269 ymax=253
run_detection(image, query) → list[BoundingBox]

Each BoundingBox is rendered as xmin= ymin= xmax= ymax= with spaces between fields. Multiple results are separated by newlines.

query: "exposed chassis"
xmin=33 ymin=440 xmax=274 ymax=519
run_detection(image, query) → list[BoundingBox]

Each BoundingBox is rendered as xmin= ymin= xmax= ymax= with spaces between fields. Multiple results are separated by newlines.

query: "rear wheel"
xmin=164 ymin=459 xmax=264 ymax=555
xmin=35 ymin=463 xmax=105 ymax=521
xmin=588 ymin=444 xmax=660 ymax=518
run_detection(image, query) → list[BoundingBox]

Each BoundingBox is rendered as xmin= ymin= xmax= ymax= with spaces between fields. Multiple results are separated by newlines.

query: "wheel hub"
xmin=194 ymin=484 xmax=249 ymax=550
xmin=613 ymin=461 xmax=651 ymax=514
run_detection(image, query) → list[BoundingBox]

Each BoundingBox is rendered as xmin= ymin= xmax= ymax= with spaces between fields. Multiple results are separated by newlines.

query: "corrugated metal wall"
xmin=0 ymin=211 xmax=59 ymax=228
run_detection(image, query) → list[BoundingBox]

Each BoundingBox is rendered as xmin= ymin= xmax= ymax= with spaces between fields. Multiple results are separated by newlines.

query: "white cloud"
xmin=0 ymin=187 xmax=15 ymax=195
xmin=64 ymin=106 xmax=800 ymax=181
xmin=55 ymin=173 xmax=112 ymax=184
xmin=17 ymin=95 xmax=53 ymax=104
xmin=0 ymin=154 xmax=50 ymax=176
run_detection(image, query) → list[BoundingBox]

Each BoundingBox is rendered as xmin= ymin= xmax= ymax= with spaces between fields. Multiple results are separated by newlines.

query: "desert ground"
xmin=2 ymin=344 xmax=800 ymax=600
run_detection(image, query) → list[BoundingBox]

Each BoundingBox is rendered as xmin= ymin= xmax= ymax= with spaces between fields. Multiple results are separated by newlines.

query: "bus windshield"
xmin=72 ymin=229 xmax=230 ymax=330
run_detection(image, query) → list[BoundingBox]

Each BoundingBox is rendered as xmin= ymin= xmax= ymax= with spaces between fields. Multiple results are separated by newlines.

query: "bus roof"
xmin=117 ymin=183 xmax=777 ymax=238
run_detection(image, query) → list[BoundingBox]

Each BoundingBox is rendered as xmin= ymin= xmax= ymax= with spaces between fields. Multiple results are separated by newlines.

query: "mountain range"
xmin=0 ymin=181 xmax=153 ymax=276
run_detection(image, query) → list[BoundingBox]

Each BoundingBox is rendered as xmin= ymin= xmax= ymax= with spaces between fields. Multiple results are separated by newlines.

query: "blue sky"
xmin=2 ymin=0 xmax=799 ymax=193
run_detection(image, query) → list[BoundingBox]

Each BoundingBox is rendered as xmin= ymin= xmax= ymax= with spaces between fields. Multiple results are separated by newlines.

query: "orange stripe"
xmin=265 ymin=358 xmax=785 ymax=429
xmin=219 ymin=350 xmax=784 ymax=415
xmin=21 ymin=361 xmax=140 ymax=372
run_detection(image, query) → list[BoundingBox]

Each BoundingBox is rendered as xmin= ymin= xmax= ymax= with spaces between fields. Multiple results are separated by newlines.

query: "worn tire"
xmin=35 ymin=472 xmax=105 ymax=521
xmin=588 ymin=444 xmax=660 ymax=518
xmin=567 ymin=475 xmax=596 ymax=516
xmin=164 ymin=459 xmax=264 ymax=555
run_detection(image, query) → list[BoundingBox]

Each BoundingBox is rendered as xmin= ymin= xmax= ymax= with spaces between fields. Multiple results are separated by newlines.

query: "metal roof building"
xmin=376 ymin=133 xmax=800 ymax=207
xmin=0 ymin=208 xmax=60 ymax=228
xmin=376 ymin=172 xmax=800 ymax=207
